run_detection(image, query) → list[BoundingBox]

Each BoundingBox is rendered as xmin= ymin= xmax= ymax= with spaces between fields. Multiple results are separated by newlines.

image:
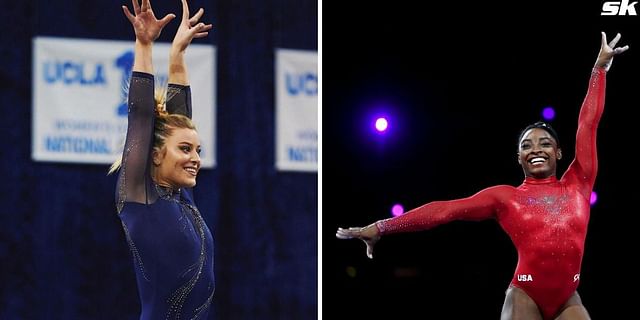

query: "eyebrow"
xmin=520 ymin=137 xmax=554 ymax=144
xmin=178 ymin=142 xmax=202 ymax=148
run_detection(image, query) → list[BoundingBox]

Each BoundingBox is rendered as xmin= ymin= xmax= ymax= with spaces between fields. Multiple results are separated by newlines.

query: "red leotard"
xmin=376 ymin=67 xmax=606 ymax=320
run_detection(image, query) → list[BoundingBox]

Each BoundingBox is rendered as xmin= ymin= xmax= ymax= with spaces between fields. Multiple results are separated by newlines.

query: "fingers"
xmin=601 ymin=31 xmax=607 ymax=48
xmin=191 ymin=23 xmax=213 ymax=38
xmin=603 ymin=32 xmax=628 ymax=55
xmin=141 ymin=0 xmax=150 ymax=12
xmin=336 ymin=227 xmax=355 ymax=239
xmin=609 ymin=32 xmax=621 ymax=48
xmin=336 ymin=227 xmax=361 ymax=239
xmin=614 ymin=45 xmax=629 ymax=55
xmin=122 ymin=6 xmax=136 ymax=23
xmin=181 ymin=0 xmax=190 ymax=23
xmin=190 ymin=8 xmax=205 ymax=26
xmin=132 ymin=0 xmax=141 ymax=14
xmin=159 ymin=13 xmax=177 ymax=28
xmin=337 ymin=226 xmax=377 ymax=259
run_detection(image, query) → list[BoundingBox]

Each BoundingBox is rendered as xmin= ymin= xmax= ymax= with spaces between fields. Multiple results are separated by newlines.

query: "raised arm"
xmin=336 ymin=185 xmax=508 ymax=259
xmin=165 ymin=0 xmax=212 ymax=117
xmin=116 ymin=0 xmax=175 ymax=209
xmin=563 ymin=32 xmax=628 ymax=192
xmin=122 ymin=0 xmax=175 ymax=74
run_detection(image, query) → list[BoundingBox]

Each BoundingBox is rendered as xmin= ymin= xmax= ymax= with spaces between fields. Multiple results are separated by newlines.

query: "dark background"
xmin=0 ymin=0 xmax=317 ymax=319
xmin=323 ymin=1 xmax=639 ymax=319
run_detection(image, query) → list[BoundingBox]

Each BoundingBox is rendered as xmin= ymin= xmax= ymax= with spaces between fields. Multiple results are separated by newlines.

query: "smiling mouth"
xmin=528 ymin=157 xmax=548 ymax=165
xmin=184 ymin=167 xmax=198 ymax=176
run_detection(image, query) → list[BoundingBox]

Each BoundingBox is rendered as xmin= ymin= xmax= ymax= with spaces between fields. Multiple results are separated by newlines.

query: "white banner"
xmin=275 ymin=49 xmax=318 ymax=172
xmin=32 ymin=36 xmax=216 ymax=168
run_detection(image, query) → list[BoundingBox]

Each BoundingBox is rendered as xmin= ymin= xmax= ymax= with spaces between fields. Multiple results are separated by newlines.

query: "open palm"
xmin=596 ymin=32 xmax=629 ymax=71
xmin=172 ymin=0 xmax=213 ymax=52
xmin=122 ymin=0 xmax=176 ymax=44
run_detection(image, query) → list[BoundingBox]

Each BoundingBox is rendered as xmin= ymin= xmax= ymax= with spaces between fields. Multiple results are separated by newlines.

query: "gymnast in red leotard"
xmin=336 ymin=32 xmax=628 ymax=320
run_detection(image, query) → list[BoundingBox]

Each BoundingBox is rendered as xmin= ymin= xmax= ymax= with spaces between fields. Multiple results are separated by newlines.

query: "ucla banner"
xmin=32 ymin=36 xmax=216 ymax=168
xmin=275 ymin=49 xmax=318 ymax=172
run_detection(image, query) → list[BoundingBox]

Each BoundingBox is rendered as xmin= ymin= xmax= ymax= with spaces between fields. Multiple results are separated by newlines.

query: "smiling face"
xmin=152 ymin=127 xmax=201 ymax=188
xmin=518 ymin=128 xmax=562 ymax=179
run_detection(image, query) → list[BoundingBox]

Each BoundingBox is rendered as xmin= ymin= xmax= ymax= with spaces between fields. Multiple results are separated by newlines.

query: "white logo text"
xmin=602 ymin=0 xmax=638 ymax=15
xmin=517 ymin=274 xmax=533 ymax=282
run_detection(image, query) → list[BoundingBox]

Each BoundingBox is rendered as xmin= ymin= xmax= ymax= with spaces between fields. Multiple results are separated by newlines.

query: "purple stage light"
xmin=375 ymin=117 xmax=388 ymax=132
xmin=391 ymin=204 xmax=404 ymax=217
xmin=542 ymin=107 xmax=555 ymax=121
xmin=590 ymin=191 xmax=597 ymax=206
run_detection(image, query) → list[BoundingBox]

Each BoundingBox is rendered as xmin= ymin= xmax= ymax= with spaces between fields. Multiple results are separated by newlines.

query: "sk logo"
xmin=602 ymin=0 xmax=638 ymax=15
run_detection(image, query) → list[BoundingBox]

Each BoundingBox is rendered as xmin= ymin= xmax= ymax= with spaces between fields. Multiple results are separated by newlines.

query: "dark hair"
xmin=518 ymin=121 xmax=560 ymax=147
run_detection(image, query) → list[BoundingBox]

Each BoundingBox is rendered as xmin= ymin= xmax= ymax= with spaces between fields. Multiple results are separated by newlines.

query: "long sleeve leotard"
xmin=375 ymin=67 xmax=606 ymax=320
xmin=115 ymin=72 xmax=214 ymax=320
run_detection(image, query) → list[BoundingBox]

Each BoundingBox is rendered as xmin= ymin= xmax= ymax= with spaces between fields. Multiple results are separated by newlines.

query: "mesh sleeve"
xmin=166 ymin=83 xmax=192 ymax=119
xmin=115 ymin=72 xmax=156 ymax=212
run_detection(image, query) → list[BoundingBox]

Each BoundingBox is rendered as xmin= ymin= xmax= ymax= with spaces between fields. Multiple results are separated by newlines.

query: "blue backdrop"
xmin=0 ymin=0 xmax=317 ymax=319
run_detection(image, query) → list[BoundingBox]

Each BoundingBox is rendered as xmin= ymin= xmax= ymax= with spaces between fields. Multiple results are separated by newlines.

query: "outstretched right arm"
xmin=116 ymin=0 xmax=175 ymax=209
xmin=336 ymin=185 xmax=507 ymax=259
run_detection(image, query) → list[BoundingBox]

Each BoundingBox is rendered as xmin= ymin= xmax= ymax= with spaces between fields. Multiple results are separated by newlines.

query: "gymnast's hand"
xmin=596 ymin=32 xmax=629 ymax=72
xmin=172 ymin=0 xmax=213 ymax=53
xmin=336 ymin=224 xmax=381 ymax=259
xmin=122 ymin=0 xmax=176 ymax=45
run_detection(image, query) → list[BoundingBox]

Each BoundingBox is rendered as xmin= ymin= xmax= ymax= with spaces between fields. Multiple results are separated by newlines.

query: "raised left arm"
xmin=165 ymin=0 xmax=212 ymax=117
xmin=564 ymin=32 xmax=628 ymax=191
